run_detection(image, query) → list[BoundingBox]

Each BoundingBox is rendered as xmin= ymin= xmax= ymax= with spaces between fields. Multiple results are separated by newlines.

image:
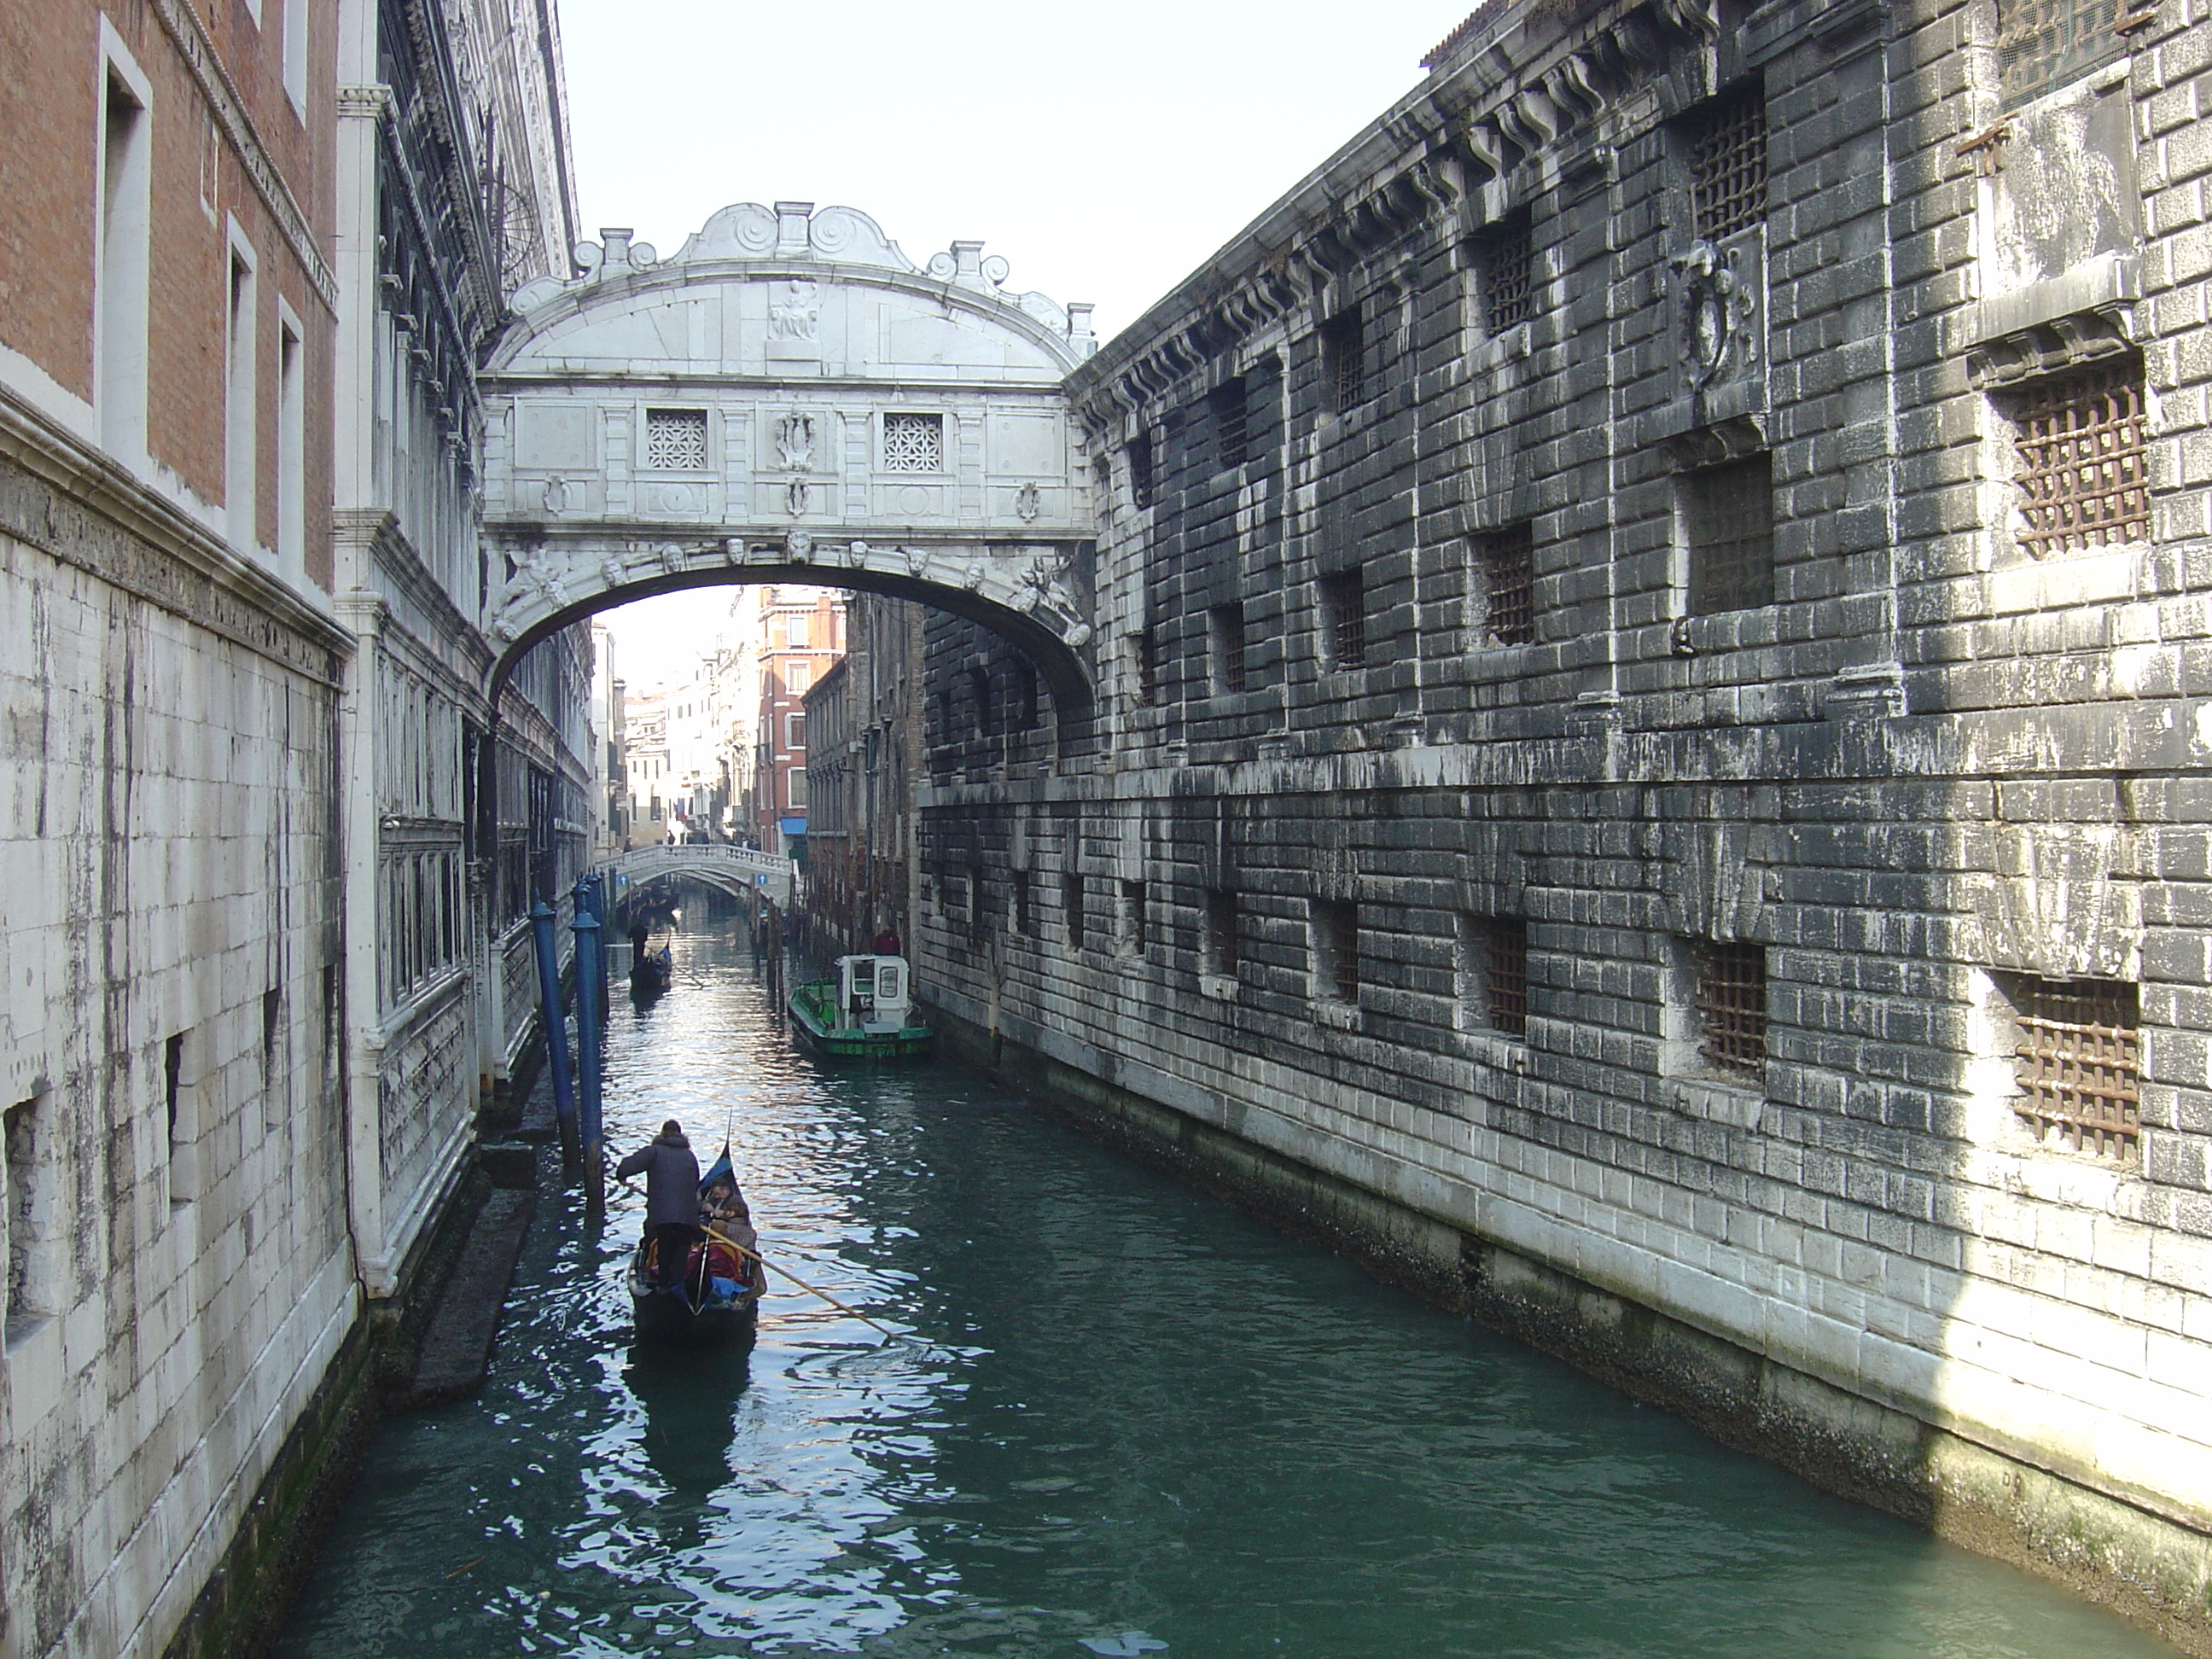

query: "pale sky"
xmin=568 ymin=0 xmax=1472 ymax=669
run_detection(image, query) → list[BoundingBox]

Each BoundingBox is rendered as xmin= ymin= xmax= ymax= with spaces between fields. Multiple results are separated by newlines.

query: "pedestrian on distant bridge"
xmin=618 ymin=1121 xmax=701 ymax=1287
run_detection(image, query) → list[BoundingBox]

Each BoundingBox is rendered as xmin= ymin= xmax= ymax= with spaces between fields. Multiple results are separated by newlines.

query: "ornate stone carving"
xmin=543 ymin=476 xmax=569 ymax=515
xmin=1671 ymin=239 xmax=1761 ymax=391
xmin=775 ymin=415 xmax=816 ymax=472
xmin=784 ymin=480 xmax=810 ymax=517
xmin=490 ymin=548 xmax=569 ymax=639
xmin=1016 ymin=481 xmax=1041 ymax=522
xmin=768 ymin=279 xmax=821 ymax=342
xmin=784 ymin=529 xmax=814 ymax=563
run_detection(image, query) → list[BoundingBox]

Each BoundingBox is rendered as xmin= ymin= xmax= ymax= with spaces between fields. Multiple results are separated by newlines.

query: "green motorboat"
xmin=789 ymin=954 xmax=934 ymax=1061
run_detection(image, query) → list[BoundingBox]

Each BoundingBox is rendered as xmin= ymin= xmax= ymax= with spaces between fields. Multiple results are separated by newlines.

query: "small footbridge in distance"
xmin=603 ymin=843 xmax=795 ymax=908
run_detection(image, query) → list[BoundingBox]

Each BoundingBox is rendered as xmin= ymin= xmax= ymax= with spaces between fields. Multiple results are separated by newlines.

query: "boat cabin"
xmin=835 ymin=955 xmax=912 ymax=1033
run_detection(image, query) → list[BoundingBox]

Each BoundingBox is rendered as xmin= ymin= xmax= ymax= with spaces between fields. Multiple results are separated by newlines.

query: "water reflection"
xmin=276 ymin=926 xmax=2180 ymax=1658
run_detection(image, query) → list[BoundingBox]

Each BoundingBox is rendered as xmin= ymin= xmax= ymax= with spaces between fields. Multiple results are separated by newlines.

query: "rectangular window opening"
xmin=2003 ymin=975 xmax=2140 ymax=1161
xmin=1132 ymin=626 xmax=1158 ymax=707
xmin=1013 ymin=870 xmax=1032 ymax=938
xmin=2008 ymin=358 xmax=2150 ymax=558
xmin=1998 ymin=0 xmax=2130 ymax=105
xmin=1473 ymin=213 xmax=1535 ymax=335
xmin=1459 ymin=914 xmax=1529 ymax=1035
xmin=1684 ymin=455 xmax=1775 ymax=614
xmin=1312 ymin=899 xmax=1360 ymax=1003
xmin=1204 ymin=888 xmax=1239 ymax=980
xmin=3 ymin=1096 xmax=45 ymax=1330
xmin=1320 ymin=310 xmax=1365 ymax=416
xmin=226 ymin=249 xmax=258 ymax=549
xmin=1064 ymin=873 xmax=1086 ymax=951
xmin=1692 ymin=939 xmax=1767 ymax=1078
xmin=1209 ymin=375 xmax=1249 ymax=474
xmin=644 ymin=407 xmax=708 ymax=470
xmin=1477 ymin=526 xmax=1536 ymax=645
xmin=1128 ymin=432 xmax=1155 ymax=509
xmin=277 ymin=321 xmax=306 ymax=573
xmin=1121 ymin=880 xmax=1148 ymax=957
xmin=98 ymin=68 xmax=150 ymax=453
xmin=1683 ymin=84 xmax=1769 ymax=243
xmin=1208 ymin=604 xmax=1248 ymax=694
xmin=882 ymin=411 xmax=945 ymax=473
xmin=1318 ymin=568 xmax=1366 ymax=670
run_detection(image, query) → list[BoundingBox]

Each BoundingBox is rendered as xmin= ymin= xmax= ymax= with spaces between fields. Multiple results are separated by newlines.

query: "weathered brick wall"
xmin=919 ymin=0 xmax=2212 ymax=1632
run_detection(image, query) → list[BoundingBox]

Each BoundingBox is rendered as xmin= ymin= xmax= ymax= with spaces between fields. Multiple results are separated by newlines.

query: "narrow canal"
xmin=277 ymin=929 xmax=2176 ymax=1658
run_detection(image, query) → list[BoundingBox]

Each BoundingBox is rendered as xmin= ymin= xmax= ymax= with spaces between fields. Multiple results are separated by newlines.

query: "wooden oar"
xmin=703 ymin=1224 xmax=901 ymax=1340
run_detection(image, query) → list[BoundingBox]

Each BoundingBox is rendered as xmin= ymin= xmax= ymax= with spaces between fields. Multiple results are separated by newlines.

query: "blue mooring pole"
xmin=571 ymin=882 xmax=605 ymax=1214
xmin=529 ymin=899 xmax=578 ymax=1163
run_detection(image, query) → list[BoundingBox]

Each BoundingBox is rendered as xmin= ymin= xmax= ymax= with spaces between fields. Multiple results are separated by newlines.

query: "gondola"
xmin=628 ymin=1144 xmax=765 ymax=1346
xmin=629 ymin=944 xmax=672 ymax=1000
xmin=789 ymin=953 xmax=934 ymax=1061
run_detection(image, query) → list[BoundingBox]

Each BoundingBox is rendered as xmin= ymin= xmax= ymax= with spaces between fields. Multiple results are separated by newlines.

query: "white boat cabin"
xmin=835 ymin=955 xmax=914 ymax=1033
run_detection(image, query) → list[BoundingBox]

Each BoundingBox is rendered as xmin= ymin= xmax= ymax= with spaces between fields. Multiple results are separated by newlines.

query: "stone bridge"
xmin=476 ymin=201 xmax=1102 ymax=724
xmin=604 ymin=842 xmax=795 ymax=907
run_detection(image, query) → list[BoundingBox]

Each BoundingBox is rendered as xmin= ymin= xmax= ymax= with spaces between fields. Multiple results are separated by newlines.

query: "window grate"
xmin=1320 ymin=568 xmax=1366 ymax=669
xmin=1313 ymin=899 xmax=1359 ymax=1001
xmin=1478 ymin=526 xmax=1536 ymax=644
xmin=1999 ymin=0 xmax=2129 ymax=105
xmin=1129 ymin=432 xmax=1155 ymax=509
xmin=1685 ymin=455 xmax=1775 ymax=614
xmin=1205 ymin=888 xmax=1239 ymax=977
xmin=1064 ymin=873 xmax=1086 ymax=951
xmin=1486 ymin=917 xmax=1529 ymax=1036
xmin=1013 ymin=870 xmax=1032 ymax=937
xmin=2011 ymin=977 xmax=2139 ymax=1160
xmin=1694 ymin=940 xmax=1767 ymax=1077
xmin=2011 ymin=362 xmax=2149 ymax=558
xmin=1209 ymin=604 xmax=1248 ymax=694
xmin=1475 ymin=217 xmax=1535 ymax=334
xmin=1685 ymin=87 xmax=1768 ymax=243
xmin=644 ymin=408 xmax=707 ymax=469
xmin=1321 ymin=310 xmax=1365 ymax=415
xmin=882 ymin=411 xmax=943 ymax=473
xmin=1132 ymin=626 xmax=1158 ymax=707
xmin=1210 ymin=377 xmax=1249 ymax=473
xmin=1121 ymin=880 xmax=1148 ymax=955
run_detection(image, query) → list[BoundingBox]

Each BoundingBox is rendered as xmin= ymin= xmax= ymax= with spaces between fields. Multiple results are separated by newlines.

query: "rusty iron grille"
xmin=2011 ymin=977 xmax=2140 ymax=1160
xmin=1479 ymin=525 xmax=1536 ymax=644
xmin=1685 ymin=455 xmax=1775 ymax=614
xmin=1486 ymin=917 xmax=1529 ymax=1036
xmin=1210 ymin=604 xmax=1248 ymax=693
xmin=1320 ymin=568 xmax=1366 ymax=668
xmin=1999 ymin=0 xmax=2129 ymax=103
xmin=1476 ymin=217 xmax=1534 ymax=334
xmin=1685 ymin=88 xmax=1768 ymax=243
xmin=2011 ymin=362 xmax=2149 ymax=557
xmin=1210 ymin=376 xmax=1249 ymax=473
xmin=1323 ymin=310 xmax=1365 ymax=414
xmin=1694 ymin=940 xmax=1767 ymax=1076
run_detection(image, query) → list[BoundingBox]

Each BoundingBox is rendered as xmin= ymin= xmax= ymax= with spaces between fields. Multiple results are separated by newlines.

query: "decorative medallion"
xmin=1016 ymin=481 xmax=1042 ymax=522
xmin=785 ymin=480 xmax=810 ymax=517
xmin=768 ymin=279 xmax=821 ymax=342
xmin=776 ymin=414 xmax=816 ymax=471
xmin=1671 ymin=239 xmax=1761 ymax=390
xmin=543 ymin=475 xmax=569 ymax=515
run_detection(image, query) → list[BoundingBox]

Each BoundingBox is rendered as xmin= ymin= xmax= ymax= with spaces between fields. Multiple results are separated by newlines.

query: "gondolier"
xmin=618 ymin=1120 xmax=700 ymax=1286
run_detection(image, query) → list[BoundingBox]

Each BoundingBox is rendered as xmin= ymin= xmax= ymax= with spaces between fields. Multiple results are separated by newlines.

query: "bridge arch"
xmin=477 ymin=201 xmax=1101 ymax=724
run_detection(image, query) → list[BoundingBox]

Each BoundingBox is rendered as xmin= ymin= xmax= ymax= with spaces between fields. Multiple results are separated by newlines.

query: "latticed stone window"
xmin=1319 ymin=568 xmax=1366 ymax=669
xmin=1312 ymin=899 xmax=1359 ymax=1002
xmin=2009 ymin=360 xmax=2149 ymax=557
xmin=1478 ymin=525 xmax=1536 ymax=645
xmin=1208 ymin=603 xmax=1248 ymax=694
xmin=1692 ymin=939 xmax=1767 ymax=1078
xmin=882 ymin=411 xmax=944 ymax=473
xmin=644 ymin=407 xmax=707 ymax=469
xmin=2005 ymin=975 xmax=2140 ymax=1160
xmin=1683 ymin=84 xmax=1768 ymax=243
xmin=1684 ymin=455 xmax=1775 ymax=614
xmin=1474 ymin=214 xmax=1535 ymax=335
xmin=1998 ymin=0 xmax=2131 ymax=105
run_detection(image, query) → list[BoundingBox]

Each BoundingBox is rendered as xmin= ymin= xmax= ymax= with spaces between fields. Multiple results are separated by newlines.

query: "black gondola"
xmin=627 ymin=1143 xmax=764 ymax=1345
xmin=630 ymin=944 xmax=672 ymax=999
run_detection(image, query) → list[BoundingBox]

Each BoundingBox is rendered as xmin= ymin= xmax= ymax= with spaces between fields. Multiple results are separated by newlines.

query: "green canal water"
xmin=276 ymin=930 xmax=2179 ymax=1658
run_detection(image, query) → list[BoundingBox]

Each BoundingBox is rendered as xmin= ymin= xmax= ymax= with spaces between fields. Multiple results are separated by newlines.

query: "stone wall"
xmin=917 ymin=0 xmax=2212 ymax=1639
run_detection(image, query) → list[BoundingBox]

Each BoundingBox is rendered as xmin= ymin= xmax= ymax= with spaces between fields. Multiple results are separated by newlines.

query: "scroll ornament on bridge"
xmin=489 ymin=548 xmax=571 ymax=640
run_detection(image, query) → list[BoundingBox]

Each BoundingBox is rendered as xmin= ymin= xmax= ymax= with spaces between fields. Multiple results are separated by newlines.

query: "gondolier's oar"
xmin=704 ymin=1225 xmax=900 ymax=1339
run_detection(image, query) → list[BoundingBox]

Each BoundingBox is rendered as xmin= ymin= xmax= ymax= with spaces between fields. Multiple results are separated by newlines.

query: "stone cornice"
xmin=149 ymin=0 xmax=338 ymax=310
xmin=0 ymin=382 xmax=352 ymax=678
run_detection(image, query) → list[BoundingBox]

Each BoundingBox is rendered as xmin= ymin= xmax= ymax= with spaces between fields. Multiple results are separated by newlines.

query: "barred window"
xmin=2009 ymin=361 xmax=2149 ymax=558
xmin=1692 ymin=940 xmax=1767 ymax=1078
xmin=1128 ymin=432 xmax=1155 ymax=509
xmin=1064 ymin=873 xmax=1086 ymax=951
xmin=1321 ymin=309 xmax=1365 ymax=415
xmin=1210 ymin=375 xmax=1249 ymax=473
xmin=1477 ymin=525 xmax=1536 ymax=645
xmin=1999 ymin=0 xmax=2131 ymax=105
xmin=1208 ymin=603 xmax=1248 ymax=694
xmin=1013 ymin=870 xmax=1033 ymax=938
xmin=1458 ymin=914 xmax=1528 ymax=1035
xmin=1473 ymin=214 xmax=1534 ymax=335
xmin=1319 ymin=568 xmax=1366 ymax=669
xmin=644 ymin=407 xmax=707 ymax=469
xmin=1204 ymin=888 xmax=1239 ymax=978
xmin=1684 ymin=454 xmax=1775 ymax=614
xmin=1312 ymin=899 xmax=1359 ymax=1002
xmin=1131 ymin=626 xmax=1158 ymax=707
xmin=882 ymin=411 xmax=944 ymax=473
xmin=2005 ymin=975 xmax=2140 ymax=1160
xmin=1683 ymin=85 xmax=1768 ymax=243
xmin=1121 ymin=880 xmax=1148 ymax=956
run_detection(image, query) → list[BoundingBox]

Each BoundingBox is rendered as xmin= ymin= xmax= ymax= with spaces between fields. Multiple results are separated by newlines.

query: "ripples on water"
xmin=276 ymin=929 xmax=2179 ymax=1658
